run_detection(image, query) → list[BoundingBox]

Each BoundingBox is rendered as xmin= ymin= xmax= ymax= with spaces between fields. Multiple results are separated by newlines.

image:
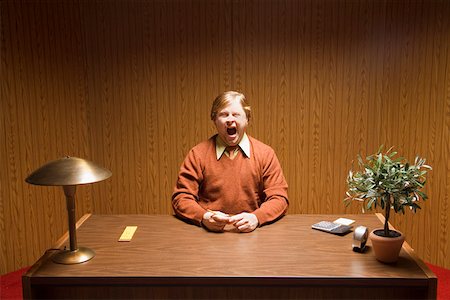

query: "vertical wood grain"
xmin=1 ymin=0 xmax=92 ymax=273
xmin=444 ymin=20 xmax=450 ymax=266
xmin=1 ymin=0 xmax=449 ymax=274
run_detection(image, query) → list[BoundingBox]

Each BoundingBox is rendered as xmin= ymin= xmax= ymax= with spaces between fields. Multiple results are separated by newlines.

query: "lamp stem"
xmin=63 ymin=185 xmax=78 ymax=251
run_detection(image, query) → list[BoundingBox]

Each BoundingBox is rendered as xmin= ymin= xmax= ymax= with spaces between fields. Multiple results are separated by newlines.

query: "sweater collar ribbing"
xmin=215 ymin=133 xmax=251 ymax=160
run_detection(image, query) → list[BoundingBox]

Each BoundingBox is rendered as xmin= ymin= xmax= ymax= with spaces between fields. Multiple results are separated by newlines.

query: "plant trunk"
xmin=384 ymin=194 xmax=390 ymax=237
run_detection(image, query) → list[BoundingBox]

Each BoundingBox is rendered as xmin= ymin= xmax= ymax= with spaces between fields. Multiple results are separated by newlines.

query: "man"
xmin=172 ymin=91 xmax=288 ymax=232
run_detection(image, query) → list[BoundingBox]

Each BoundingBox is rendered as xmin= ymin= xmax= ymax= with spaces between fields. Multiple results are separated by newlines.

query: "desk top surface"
xmin=27 ymin=214 xmax=434 ymax=280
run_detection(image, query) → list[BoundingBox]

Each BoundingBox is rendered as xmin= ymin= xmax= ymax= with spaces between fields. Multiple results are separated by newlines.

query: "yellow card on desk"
xmin=119 ymin=226 xmax=138 ymax=242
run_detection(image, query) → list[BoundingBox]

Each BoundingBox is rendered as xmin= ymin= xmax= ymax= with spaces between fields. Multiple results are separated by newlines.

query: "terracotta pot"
xmin=369 ymin=228 xmax=405 ymax=263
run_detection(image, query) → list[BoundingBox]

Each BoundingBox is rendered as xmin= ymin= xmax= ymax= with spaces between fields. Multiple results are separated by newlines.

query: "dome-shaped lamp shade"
xmin=26 ymin=156 xmax=112 ymax=186
xmin=25 ymin=156 xmax=112 ymax=264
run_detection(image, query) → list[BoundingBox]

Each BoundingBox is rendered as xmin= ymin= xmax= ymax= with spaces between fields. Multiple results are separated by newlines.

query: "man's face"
xmin=214 ymin=98 xmax=248 ymax=147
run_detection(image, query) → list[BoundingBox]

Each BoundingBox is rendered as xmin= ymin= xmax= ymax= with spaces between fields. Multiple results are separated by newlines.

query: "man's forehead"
xmin=219 ymin=99 xmax=243 ymax=111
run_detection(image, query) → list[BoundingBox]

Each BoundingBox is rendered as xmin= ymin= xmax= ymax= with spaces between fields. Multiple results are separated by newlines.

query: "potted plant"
xmin=344 ymin=146 xmax=431 ymax=263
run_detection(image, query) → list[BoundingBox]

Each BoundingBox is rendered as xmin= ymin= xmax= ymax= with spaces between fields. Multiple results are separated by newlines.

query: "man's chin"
xmin=226 ymin=137 xmax=240 ymax=146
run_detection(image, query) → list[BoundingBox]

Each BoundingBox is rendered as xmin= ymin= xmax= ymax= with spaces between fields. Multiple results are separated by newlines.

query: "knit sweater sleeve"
xmin=172 ymin=147 xmax=206 ymax=226
xmin=252 ymin=147 xmax=289 ymax=225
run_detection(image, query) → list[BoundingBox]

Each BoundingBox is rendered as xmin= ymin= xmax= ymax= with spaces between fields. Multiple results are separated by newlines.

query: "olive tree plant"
xmin=345 ymin=146 xmax=432 ymax=237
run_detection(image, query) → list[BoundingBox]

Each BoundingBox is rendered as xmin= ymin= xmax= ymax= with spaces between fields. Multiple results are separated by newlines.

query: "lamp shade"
xmin=26 ymin=156 xmax=112 ymax=186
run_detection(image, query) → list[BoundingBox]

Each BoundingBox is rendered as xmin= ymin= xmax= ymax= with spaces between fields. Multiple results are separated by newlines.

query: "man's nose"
xmin=226 ymin=117 xmax=235 ymax=123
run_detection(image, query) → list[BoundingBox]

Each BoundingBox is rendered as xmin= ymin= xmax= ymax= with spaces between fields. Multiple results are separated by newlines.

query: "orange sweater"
xmin=172 ymin=135 xmax=288 ymax=226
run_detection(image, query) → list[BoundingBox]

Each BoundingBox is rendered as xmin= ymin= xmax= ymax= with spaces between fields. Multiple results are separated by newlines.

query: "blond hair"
xmin=210 ymin=91 xmax=251 ymax=121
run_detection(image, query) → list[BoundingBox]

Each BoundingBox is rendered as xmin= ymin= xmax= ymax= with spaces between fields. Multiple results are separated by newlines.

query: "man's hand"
xmin=202 ymin=210 xmax=230 ymax=232
xmin=229 ymin=213 xmax=259 ymax=233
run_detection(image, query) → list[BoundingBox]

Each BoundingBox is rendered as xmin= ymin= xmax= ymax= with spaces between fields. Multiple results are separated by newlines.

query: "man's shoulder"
xmin=190 ymin=135 xmax=216 ymax=154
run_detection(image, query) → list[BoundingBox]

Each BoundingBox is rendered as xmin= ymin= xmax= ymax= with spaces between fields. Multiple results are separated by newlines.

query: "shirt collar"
xmin=215 ymin=133 xmax=251 ymax=160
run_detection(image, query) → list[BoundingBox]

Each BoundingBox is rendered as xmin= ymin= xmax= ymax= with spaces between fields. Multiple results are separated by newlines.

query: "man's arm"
xmin=252 ymin=149 xmax=289 ymax=225
xmin=172 ymin=149 xmax=206 ymax=226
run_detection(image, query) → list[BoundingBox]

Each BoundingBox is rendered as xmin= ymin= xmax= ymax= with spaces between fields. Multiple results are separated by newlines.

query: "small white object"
xmin=333 ymin=217 xmax=355 ymax=226
xmin=119 ymin=226 xmax=138 ymax=242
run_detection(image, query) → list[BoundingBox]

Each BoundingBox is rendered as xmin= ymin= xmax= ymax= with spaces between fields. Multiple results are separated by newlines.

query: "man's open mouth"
xmin=227 ymin=127 xmax=237 ymax=135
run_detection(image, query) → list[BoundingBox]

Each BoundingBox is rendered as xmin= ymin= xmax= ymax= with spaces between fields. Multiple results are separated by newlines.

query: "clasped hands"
xmin=202 ymin=210 xmax=259 ymax=233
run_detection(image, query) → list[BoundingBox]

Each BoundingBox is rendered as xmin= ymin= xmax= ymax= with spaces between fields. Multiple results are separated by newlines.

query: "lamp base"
xmin=51 ymin=247 xmax=95 ymax=264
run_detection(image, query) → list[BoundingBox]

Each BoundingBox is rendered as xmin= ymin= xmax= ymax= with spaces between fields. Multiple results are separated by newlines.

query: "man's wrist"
xmin=201 ymin=211 xmax=213 ymax=229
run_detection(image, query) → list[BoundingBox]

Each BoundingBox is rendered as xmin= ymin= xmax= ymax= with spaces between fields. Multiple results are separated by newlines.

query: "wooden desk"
xmin=23 ymin=214 xmax=436 ymax=299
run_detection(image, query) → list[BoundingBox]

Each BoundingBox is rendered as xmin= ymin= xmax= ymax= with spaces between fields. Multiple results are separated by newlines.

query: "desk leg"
xmin=22 ymin=274 xmax=32 ymax=300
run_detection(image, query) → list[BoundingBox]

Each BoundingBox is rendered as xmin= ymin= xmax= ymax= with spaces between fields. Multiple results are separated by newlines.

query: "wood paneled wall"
xmin=1 ymin=1 xmax=94 ymax=274
xmin=1 ymin=0 xmax=449 ymax=274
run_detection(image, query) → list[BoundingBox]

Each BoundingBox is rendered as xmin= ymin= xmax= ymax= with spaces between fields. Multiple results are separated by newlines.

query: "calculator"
xmin=311 ymin=221 xmax=352 ymax=235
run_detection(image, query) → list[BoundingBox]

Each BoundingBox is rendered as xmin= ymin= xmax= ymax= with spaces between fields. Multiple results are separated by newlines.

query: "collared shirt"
xmin=215 ymin=133 xmax=251 ymax=160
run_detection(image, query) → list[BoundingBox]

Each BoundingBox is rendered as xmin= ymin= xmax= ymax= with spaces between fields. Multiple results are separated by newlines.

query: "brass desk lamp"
xmin=26 ymin=156 xmax=112 ymax=264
